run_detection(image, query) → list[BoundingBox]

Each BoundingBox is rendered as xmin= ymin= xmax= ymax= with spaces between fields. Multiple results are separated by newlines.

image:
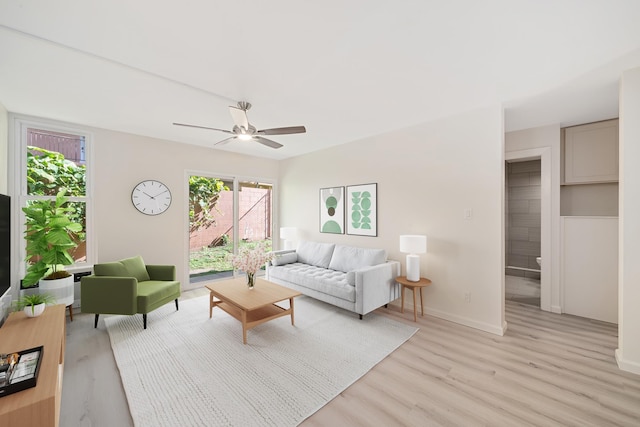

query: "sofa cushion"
xmin=296 ymin=241 xmax=335 ymax=268
xmin=272 ymin=252 xmax=298 ymax=266
xmin=269 ymin=263 xmax=355 ymax=302
xmin=94 ymin=261 xmax=129 ymax=277
xmin=328 ymin=245 xmax=387 ymax=273
xmin=120 ymin=255 xmax=151 ymax=282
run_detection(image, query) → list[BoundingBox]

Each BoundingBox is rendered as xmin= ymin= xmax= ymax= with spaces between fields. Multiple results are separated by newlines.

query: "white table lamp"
xmin=400 ymin=235 xmax=427 ymax=282
xmin=280 ymin=227 xmax=298 ymax=250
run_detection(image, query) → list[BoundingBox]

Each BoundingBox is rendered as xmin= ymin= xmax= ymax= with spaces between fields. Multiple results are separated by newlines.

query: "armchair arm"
xmin=146 ymin=265 xmax=176 ymax=281
xmin=80 ymin=276 xmax=137 ymax=315
xmin=354 ymin=260 xmax=401 ymax=315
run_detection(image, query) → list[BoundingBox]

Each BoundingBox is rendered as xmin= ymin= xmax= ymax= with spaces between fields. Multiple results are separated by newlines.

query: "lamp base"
xmin=406 ymin=254 xmax=420 ymax=282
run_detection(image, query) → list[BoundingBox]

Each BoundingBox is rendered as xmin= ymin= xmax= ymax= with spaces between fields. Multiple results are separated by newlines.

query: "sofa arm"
xmin=146 ymin=265 xmax=176 ymax=281
xmin=80 ymin=276 xmax=138 ymax=315
xmin=354 ymin=260 xmax=401 ymax=315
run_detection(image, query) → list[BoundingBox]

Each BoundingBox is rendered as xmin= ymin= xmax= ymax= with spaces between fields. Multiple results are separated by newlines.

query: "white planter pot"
xmin=39 ymin=275 xmax=74 ymax=307
xmin=24 ymin=303 xmax=46 ymax=317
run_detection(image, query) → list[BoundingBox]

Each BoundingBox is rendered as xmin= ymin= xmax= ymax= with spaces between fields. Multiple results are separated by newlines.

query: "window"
xmin=188 ymin=174 xmax=273 ymax=285
xmin=12 ymin=116 xmax=93 ymax=280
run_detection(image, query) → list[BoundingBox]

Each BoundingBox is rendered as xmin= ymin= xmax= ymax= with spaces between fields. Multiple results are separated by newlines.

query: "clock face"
xmin=131 ymin=180 xmax=172 ymax=215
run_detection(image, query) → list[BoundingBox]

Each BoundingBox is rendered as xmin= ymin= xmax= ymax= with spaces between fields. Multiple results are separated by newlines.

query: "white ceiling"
xmin=1 ymin=1 xmax=639 ymax=160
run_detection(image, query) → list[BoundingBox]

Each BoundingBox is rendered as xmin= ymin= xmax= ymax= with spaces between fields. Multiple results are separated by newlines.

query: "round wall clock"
xmin=131 ymin=180 xmax=172 ymax=215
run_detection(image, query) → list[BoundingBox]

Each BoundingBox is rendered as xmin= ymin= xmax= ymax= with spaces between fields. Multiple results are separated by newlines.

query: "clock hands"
xmin=142 ymin=190 xmax=169 ymax=200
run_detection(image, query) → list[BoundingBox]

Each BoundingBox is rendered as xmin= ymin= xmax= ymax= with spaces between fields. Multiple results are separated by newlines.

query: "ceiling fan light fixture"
xmin=238 ymin=134 xmax=253 ymax=141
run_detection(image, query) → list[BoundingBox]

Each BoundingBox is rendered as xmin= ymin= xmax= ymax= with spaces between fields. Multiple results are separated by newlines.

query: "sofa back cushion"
xmin=94 ymin=261 xmax=129 ymax=277
xmin=328 ymin=245 xmax=387 ymax=273
xmin=296 ymin=241 xmax=335 ymax=268
xmin=120 ymin=255 xmax=151 ymax=282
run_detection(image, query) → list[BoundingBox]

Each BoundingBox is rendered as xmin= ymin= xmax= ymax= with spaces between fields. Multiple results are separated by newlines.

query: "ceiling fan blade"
xmin=229 ymin=106 xmax=249 ymax=130
xmin=254 ymin=136 xmax=283 ymax=149
xmin=256 ymin=126 xmax=306 ymax=136
xmin=173 ymin=122 xmax=233 ymax=134
xmin=214 ymin=136 xmax=237 ymax=146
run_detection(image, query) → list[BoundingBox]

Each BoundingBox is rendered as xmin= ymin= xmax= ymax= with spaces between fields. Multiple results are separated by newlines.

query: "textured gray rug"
xmin=105 ymin=294 xmax=418 ymax=427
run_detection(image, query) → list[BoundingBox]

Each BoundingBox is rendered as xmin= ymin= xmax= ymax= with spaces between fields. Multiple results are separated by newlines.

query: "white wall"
xmin=91 ymin=127 xmax=280 ymax=291
xmin=280 ymin=105 xmax=506 ymax=335
xmin=7 ymin=116 xmax=280 ymax=295
xmin=617 ymin=67 xmax=640 ymax=374
xmin=0 ymin=103 xmax=7 ymax=194
xmin=505 ymin=125 xmax=561 ymax=313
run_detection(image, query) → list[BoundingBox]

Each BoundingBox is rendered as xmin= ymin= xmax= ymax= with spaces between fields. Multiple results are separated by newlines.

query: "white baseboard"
xmin=551 ymin=305 xmax=562 ymax=314
xmin=616 ymin=349 xmax=640 ymax=375
xmin=425 ymin=306 xmax=505 ymax=336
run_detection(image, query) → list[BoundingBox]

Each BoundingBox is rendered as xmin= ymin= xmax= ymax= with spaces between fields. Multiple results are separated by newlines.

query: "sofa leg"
xmin=359 ymin=314 xmax=363 ymax=320
xmin=385 ymin=304 xmax=388 ymax=308
xmin=175 ymin=298 xmax=179 ymax=311
xmin=94 ymin=314 xmax=99 ymax=328
xmin=143 ymin=314 xmax=147 ymax=329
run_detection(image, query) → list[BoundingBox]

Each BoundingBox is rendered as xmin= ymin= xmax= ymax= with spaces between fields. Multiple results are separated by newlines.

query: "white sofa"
xmin=266 ymin=241 xmax=400 ymax=319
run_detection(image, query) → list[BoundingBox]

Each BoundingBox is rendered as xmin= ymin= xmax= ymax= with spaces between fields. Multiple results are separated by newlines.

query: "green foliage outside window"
xmin=26 ymin=146 xmax=86 ymax=236
xmin=189 ymin=176 xmax=229 ymax=232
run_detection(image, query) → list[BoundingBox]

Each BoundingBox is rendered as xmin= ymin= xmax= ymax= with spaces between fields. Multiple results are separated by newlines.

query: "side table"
xmin=396 ymin=276 xmax=432 ymax=322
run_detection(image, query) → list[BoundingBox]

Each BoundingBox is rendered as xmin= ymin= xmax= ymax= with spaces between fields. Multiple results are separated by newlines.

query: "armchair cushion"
xmin=94 ymin=261 xmax=129 ymax=277
xmin=120 ymin=255 xmax=151 ymax=282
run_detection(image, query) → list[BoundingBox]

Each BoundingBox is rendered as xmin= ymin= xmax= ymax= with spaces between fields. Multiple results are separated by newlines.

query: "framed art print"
xmin=346 ymin=183 xmax=377 ymax=236
xmin=319 ymin=187 xmax=344 ymax=234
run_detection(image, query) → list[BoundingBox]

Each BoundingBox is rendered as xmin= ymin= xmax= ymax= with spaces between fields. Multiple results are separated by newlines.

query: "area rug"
xmin=105 ymin=295 xmax=418 ymax=427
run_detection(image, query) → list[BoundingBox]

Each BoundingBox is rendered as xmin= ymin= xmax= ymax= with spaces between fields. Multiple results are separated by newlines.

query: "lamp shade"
xmin=399 ymin=235 xmax=427 ymax=254
xmin=280 ymin=227 xmax=298 ymax=240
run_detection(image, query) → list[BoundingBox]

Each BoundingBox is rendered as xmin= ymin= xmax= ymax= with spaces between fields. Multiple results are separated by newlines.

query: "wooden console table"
xmin=0 ymin=304 xmax=66 ymax=427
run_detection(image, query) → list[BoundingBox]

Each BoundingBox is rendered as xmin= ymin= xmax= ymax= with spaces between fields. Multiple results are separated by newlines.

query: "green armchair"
xmin=81 ymin=255 xmax=181 ymax=329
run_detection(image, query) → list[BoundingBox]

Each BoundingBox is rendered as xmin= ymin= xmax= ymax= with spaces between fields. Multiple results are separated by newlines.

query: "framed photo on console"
xmin=346 ymin=183 xmax=377 ymax=236
xmin=319 ymin=187 xmax=344 ymax=234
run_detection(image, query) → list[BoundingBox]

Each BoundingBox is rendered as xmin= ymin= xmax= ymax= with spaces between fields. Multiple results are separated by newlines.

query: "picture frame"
xmin=346 ymin=183 xmax=377 ymax=236
xmin=319 ymin=187 xmax=345 ymax=234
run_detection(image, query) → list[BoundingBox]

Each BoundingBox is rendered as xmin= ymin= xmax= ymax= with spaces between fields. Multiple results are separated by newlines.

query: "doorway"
xmin=188 ymin=175 xmax=273 ymax=286
xmin=505 ymin=147 xmax=552 ymax=313
xmin=505 ymin=159 xmax=541 ymax=307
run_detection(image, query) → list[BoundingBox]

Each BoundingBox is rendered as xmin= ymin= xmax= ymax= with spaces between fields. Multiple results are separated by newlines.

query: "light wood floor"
xmin=61 ymin=290 xmax=640 ymax=427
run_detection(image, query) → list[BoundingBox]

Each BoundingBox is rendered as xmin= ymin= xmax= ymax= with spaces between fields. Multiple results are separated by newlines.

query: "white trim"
xmin=616 ymin=349 xmax=640 ymax=375
xmin=425 ymin=306 xmax=507 ymax=336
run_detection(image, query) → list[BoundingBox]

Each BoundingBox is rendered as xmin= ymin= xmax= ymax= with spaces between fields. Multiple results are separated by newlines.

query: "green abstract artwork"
xmin=320 ymin=187 xmax=344 ymax=234
xmin=347 ymin=183 xmax=377 ymax=236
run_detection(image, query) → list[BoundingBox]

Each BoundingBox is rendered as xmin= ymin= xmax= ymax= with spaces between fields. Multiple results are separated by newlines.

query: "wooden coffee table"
xmin=206 ymin=277 xmax=301 ymax=344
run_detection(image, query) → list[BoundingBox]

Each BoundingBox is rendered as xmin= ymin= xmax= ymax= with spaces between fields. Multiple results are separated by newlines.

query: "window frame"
xmin=185 ymin=170 xmax=276 ymax=288
xmin=9 ymin=114 xmax=95 ymax=286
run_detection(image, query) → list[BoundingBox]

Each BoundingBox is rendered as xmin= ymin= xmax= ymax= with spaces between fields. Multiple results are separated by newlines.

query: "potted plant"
xmin=21 ymin=189 xmax=82 ymax=306
xmin=15 ymin=293 xmax=56 ymax=317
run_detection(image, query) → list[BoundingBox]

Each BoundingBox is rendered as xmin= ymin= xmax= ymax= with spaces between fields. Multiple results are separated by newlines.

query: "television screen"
xmin=0 ymin=194 xmax=10 ymax=299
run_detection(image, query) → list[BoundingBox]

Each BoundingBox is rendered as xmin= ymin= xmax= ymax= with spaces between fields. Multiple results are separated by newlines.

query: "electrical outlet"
xmin=464 ymin=292 xmax=471 ymax=303
xmin=464 ymin=209 xmax=473 ymax=220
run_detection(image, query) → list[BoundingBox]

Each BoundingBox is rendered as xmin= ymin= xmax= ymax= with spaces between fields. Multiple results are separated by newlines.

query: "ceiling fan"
xmin=173 ymin=101 xmax=306 ymax=149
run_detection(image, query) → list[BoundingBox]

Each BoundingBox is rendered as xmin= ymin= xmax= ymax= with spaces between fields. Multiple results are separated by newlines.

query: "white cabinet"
xmin=561 ymin=217 xmax=618 ymax=323
xmin=563 ymin=119 xmax=618 ymax=184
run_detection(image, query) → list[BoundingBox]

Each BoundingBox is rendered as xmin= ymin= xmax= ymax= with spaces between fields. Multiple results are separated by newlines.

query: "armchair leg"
xmin=175 ymin=298 xmax=179 ymax=311
xmin=94 ymin=314 xmax=99 ymax=328
xmin=359 ymin=314 xmax=363 ymax=320
xmin=143 ymin=314 xmax=147 ymax=329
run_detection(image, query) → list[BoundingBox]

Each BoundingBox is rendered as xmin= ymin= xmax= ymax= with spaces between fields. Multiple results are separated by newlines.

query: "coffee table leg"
xmin=241 ymin=310 xmax=248 ymax=344
xmin=290 ymin=297 xmax=295 ymax=326
xmin=209 ymin=292 xmax=213 ymax=318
